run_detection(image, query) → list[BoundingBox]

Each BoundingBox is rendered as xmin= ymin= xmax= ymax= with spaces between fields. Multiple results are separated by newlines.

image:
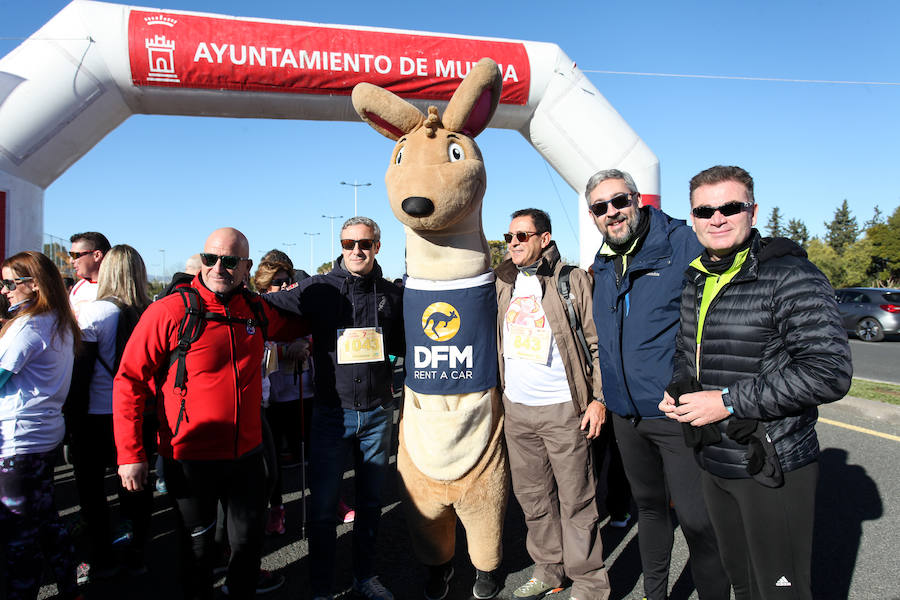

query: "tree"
xmin=488 ymin=240 xmax=507 ymax=269
xmin=785 ymin=218 xmax=809 ymax=249
xmin=765 ymin=207 xmax=784 ymax=237
xmin=867 ymin=205 xmax=900 ymax=286
xmin=864 ymin=205 xmax=885 ymax=230
xmin=316 ymin=261 xmax=331 ymax=274
xmin=824 ymin=199 xmax=859 ymax=255
xmin=807 ymin=236 xmax=874 ymax=288
xmin=42 ymin=241 xmax=73 ymax=278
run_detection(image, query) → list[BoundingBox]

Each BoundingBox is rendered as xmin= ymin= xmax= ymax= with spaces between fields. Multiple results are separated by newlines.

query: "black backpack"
xmin=557 ymin=265 xmax=593 ymax=376
xmin=95 ymin=297 xmax=142 ymax=377
xmin=164 ymin=286 xmax=269 ymax=435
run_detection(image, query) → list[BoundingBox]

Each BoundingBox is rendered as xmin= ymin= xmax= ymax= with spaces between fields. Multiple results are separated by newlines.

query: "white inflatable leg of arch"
xmin=0 ymin=1 xmax=658 ymax=266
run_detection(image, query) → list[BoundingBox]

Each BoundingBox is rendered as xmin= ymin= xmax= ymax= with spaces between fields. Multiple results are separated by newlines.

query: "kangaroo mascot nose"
xmin=402 ymin=196 xmax=434 ymax=217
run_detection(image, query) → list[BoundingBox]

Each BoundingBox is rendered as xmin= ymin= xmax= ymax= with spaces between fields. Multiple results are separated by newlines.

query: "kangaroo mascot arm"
xmin=352 ymin=59 xmax=509 ymax=580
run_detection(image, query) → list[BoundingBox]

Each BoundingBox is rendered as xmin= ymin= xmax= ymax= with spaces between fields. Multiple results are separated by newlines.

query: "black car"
xmin=835 ymin=287 xmax=900 ymax=342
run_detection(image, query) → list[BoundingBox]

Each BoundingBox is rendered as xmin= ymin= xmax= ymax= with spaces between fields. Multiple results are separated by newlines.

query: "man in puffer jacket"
xmin=661 ymin=165 xmax=852 ymax=600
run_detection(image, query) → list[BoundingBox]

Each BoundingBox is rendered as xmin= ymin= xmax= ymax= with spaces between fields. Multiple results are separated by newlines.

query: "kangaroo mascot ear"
xmin=442 ymin=58 xmax=502 ymax=138
xmin=351 ymin=83 xmax=425 ymax=141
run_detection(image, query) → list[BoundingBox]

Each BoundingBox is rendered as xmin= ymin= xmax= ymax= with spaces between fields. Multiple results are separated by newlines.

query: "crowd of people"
xmin=0 ymin=164 xmax=852 ymax=600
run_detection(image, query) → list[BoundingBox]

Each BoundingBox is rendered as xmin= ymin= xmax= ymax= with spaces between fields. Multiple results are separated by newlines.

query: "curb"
xmin=828 ymin=395 xmax=900 ymax=427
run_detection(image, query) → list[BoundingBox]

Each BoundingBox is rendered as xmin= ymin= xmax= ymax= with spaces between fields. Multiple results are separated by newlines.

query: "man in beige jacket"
xmin=495 ymin=208 xmax=610 ymax=600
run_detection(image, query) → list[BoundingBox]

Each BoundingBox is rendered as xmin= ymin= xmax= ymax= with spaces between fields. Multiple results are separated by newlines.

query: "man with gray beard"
xmin=587 ymin=169 xmax=730 ymax=600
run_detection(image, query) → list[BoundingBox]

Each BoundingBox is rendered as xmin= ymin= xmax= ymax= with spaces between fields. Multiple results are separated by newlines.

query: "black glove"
xmin=725 ymin=419 xmax=784 ymax=488
xmin=665 ymin=379 xmax=722 ymax=448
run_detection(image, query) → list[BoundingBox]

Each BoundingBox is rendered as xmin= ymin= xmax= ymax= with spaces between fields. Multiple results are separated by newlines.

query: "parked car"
xmin=835 ymin=287 xmax=900 ymax=342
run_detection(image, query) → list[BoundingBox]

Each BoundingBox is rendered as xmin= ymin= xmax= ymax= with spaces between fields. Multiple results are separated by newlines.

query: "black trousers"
xmin=612 ymin=413 xmax=730 ymax=600
xmin=701 ymin=462 xmax=818 ymax=600
xmin=69 ymin=413 xmax=153 ymax=568
xmin=164 ymin=451 xmax=267 ymax=600
xmin=591 ymin=416 xmax=632 ymax=520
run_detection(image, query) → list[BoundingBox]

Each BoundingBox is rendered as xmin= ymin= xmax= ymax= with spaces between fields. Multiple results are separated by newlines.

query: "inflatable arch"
xmin=0 ymin=0 xmax=658 ymax=267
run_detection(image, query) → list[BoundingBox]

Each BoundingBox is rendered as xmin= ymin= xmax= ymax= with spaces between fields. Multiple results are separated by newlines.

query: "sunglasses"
xmin=691 ymin=201 xmax=754 ymax=219
xmin=340 ymin=238 xmax=376 ymax=251
xmin=503 ymin=231 xmax=540 ymax=244
xmin=199 ymin=253 xmax=248 ymax=270
xmin=1 ymin=276 xmax=33 ymax=291
xmin=69 ymin=250 xmax=94 ymax=260
xmin=589 ymin=193 xmax=635 ymax=217
xmin=270 ymin=277 xmax=291 ymax=288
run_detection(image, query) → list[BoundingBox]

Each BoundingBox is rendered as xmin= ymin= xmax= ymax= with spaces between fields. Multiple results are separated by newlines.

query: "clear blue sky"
xmin=3 ymin=0 xmax=898 ymax=280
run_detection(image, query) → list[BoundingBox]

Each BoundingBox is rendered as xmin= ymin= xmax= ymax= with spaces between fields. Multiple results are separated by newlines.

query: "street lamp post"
xmin=340 ymin=180 xmax=371 ymax=216
xmin=159 ymin=249 xmax=166 ymax=280
xmin=322 ymin=214 xmax=344 ymax=269
xmin=282 ymin=242 xmax=296 ymax=265
xmin=303 ymin=232 xmax=320 ymax=273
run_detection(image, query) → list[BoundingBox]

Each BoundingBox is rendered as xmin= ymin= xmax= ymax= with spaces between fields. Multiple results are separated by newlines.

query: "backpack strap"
xmin=165 ymin=286 xmax=269 ymax=435
xmin=557 ymin=265 xmax=593 ymax=376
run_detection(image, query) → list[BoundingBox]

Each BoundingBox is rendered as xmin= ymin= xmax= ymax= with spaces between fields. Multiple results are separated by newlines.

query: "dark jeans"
xmin=164 ymin=451 xmax=267 ymax=600
xmin=702 ymin=462 xmax=818 ymax=600
xmin=308 ymin=402 xmax=393 ymax=596
xmin=613 ymin=413 xmax=730 ymax=600
xmin=0 ymin=450 xmax=79 ymax=600
xmin=69 ymin=413 xmax=153 ymax=567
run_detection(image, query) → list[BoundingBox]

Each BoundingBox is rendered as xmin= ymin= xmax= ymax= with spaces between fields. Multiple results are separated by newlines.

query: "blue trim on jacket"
xmin=591 ymin=206 xmax=702 ymax=419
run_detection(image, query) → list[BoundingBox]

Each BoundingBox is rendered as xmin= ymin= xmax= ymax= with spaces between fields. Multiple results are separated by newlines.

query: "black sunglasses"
xmin=340 ymin=238 xmax=375 ymax=251
xmin=1 ymin=276 xmax=33 ymax=291
xmin=199 ymin=253 xmax=248 ymax=270
xmin=270 ymin=277 xmax=291 ymax=288
xmin=691 ymin=201 xmax=754 ymax=219
xmin=503 ymin=231 xmax=540 ymax=244
xmin=69 ymin=250 xmax=94 ymax=260
xmin=589 ymin=193 xmax=634 ymax=217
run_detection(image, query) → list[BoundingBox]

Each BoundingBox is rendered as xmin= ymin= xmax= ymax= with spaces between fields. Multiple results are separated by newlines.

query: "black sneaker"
xmin=472 ymin=569 xmax=500 ymax=600
xmin=424 ymin=562 xmax=454 ymax=600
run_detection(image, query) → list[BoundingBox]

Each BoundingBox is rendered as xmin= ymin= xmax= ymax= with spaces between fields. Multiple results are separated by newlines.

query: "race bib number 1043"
xmin=337 ymin=327 xmax=385 ymax=364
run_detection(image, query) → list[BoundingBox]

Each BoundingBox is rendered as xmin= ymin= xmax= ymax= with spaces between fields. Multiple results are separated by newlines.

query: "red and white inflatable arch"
xmin=0 ymin=0 xmax=658 ymax=266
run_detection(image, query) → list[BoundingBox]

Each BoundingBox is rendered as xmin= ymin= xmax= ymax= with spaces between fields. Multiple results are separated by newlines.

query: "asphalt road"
xmin=31 ymin=395 xmax=900 ymax=600
xmin=848 ymin=337 xmax=900 ymax=384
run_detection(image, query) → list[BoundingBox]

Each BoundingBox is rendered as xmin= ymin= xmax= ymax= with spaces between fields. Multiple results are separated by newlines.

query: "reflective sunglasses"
xmin=69 ymin=250 xmax=94 ymax=260
xmin=691 ymin=201 xmax=754 ymax=219
xmin=340 ymin=238 xmax=375 ymax=251
xmin=503 ymin=231 xmax=539 ymax=244
xmin=199 ymin=253 xmax=248 ymax=270
xmin=270 ymin=277 xmax=291 ymax=288
xmin=1 ymin=276 xmax=33 ymax=291
xmin=589 ymin=193 xmax=635 ymax=217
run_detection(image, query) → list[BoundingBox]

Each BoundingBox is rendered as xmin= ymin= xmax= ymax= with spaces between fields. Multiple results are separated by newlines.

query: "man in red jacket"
xmin=114 ymin=227 xmax=304 ymax=600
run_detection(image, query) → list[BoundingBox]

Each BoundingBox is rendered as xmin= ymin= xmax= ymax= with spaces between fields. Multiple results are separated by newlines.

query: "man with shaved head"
xmin=113 ymin=227 xmax=305 ymax=600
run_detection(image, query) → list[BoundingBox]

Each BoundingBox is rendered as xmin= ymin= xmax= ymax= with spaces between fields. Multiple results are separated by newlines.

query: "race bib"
xmin=337 ymin=327 xmax=385 ymax=364
xmin=507 ymin=323 xmax=552 ymax=364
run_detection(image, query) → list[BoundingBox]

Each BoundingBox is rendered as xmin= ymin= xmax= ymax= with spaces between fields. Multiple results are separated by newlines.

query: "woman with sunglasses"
xmin=68 ymin=244 xmax=153 ymax=582
xmin=0 ymin=251 xmax=81 ymax=600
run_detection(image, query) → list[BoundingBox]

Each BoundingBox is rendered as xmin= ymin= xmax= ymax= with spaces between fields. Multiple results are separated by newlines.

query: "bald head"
xmin=184 ymin=254 xmax=202 ymax=275
xmin=201 ymin=227 xmax=252 ymax=294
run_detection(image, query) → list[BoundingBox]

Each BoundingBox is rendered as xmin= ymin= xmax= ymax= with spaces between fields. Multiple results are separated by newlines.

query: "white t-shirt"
xmin=502 ymin=272 xmax=570 ymax=406
xmin=0 ymin=312 xmax=75 ymax=457
xmin=77 ymin=299 xmax=120 ymax=415
xmin=69 ymin=279 xmax=98 ymax=319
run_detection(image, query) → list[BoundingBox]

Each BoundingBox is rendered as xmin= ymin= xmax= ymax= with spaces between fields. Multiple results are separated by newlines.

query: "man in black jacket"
xmin=661 ymin=165 xmax=852 ymax=600
xmin=262 ymin=217 xmax=404 ymax=600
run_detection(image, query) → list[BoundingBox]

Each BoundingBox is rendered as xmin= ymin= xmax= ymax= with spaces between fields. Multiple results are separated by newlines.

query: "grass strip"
xmin=848 ymin=378 xmax=900 ymax=406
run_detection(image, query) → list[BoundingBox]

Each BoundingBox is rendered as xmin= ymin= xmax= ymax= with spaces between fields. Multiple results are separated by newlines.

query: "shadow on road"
xmin=812 ymin=448 xmax=883 ymax=600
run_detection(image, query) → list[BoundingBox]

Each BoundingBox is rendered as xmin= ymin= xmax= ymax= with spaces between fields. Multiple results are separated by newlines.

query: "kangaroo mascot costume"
xmin=352 ymin=58 xmax=508 ymax=599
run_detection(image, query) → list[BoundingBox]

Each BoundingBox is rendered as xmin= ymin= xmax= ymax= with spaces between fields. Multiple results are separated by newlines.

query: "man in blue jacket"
xmin=262 ymin=216 xmax=404 ymax=600
xmin=587 ymin=169 xmax=729 ymax=600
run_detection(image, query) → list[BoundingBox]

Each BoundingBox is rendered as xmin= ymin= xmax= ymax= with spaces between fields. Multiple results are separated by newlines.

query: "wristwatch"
xmin=721 ymin=387 xmax=734 ymax=415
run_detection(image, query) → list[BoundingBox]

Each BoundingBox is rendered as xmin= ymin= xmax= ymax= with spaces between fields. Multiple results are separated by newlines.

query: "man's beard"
xmin=604 ymin=211 xmax=641 ymax=246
